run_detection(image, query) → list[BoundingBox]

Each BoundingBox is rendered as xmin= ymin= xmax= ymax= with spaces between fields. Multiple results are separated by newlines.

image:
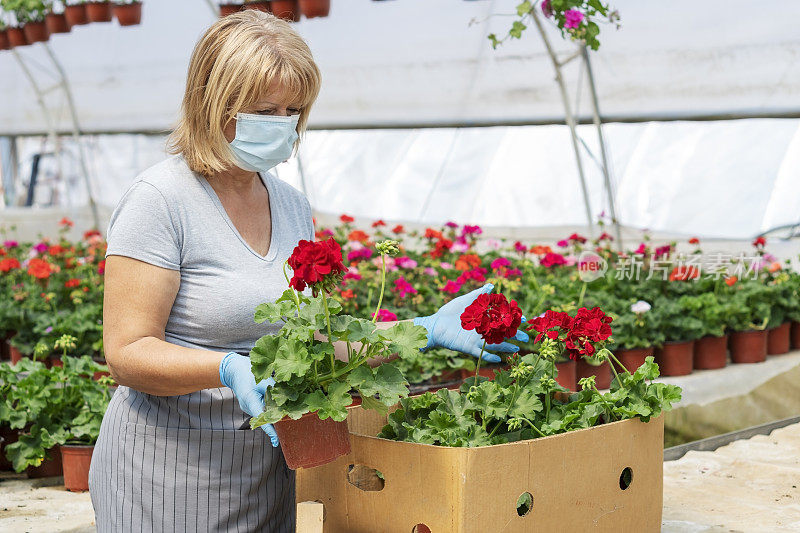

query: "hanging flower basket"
xmin=86 ymin=2 xmax=114 ymax=23
xmin=298 ymin=0 xmax=330 ymax=18
xmin=45 ymin=13 xmax=71 ymax=34
xmin=65 ymin=4 xmax=90 ymax=26
xmin=7 ymin=27 xmax=29 ymax=47
xmin=113 ymin=2 xmax=143 ymax=26
xmin=271 ymin=0 xmax=300 ymax=21
xmin=23 ymin=22 xmax=50 ymax=44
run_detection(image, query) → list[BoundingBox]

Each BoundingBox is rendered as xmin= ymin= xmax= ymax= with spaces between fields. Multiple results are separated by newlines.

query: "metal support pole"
xmin=42 ymin=43 xmax=101 ymax=229
xmin=531 ymin=12 xmax=595 ymax=238
xmin=581 ymin=46 xmax=623 ymax=251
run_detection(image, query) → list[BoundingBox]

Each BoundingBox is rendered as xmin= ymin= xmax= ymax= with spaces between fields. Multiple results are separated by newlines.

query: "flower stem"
xmin=606 ymin=350 xmax=631 ymax=376
xmin=520 ymin=417 xmax=546 ymax=438
xmin=372 ymin=254 xmax=387 ymax=323
xmin=321 ymin=291 xmax=335 ymax=371
xmin=282 ymin=261 xmax=301 ymax=313
xmin=577 ymin=282 xmax=587 ymax=307
xmin=475 ymin=340 xmax=487 ymax=381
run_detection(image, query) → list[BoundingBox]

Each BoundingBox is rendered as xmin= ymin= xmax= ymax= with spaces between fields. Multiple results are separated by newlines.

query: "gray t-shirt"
xmin=105 ymin=154 xmax=314 ymax=354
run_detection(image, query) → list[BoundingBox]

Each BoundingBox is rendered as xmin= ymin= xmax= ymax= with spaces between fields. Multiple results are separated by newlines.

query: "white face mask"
xmin=228 ymin=112 xmax=300 ymax=172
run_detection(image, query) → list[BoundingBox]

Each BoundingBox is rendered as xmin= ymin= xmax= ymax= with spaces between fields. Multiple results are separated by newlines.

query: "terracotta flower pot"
xmin=767 ymin=322 xmax=791 ymax=355
xmin=244 ymin=1 xmax=272 ymax=12
xmin=23 ymin=22 xmax=50 ymax=44
xmin=791 ymin=321 xmax=800 ymax=350
xmin=271 ymin=0 xmax=300 ymax=21
xmin=26 ymin=446 xmax=63 ymax=478
xmin=576 ymin=358 xmax=611 ymax=389
xmin=45 ymin=13 xmax=71 ymax=34
xmin=554 ymin=359 xmax=576 ymax=391
xmin=655 ymin=340 xmax=694 ymax=376
xmin=729 ymin=330 xmax=767 ymax=364
xmin=220 ymin=4 xmax=243 ymax=16
xmin=694 ymin=335 xmax=728 ymax=370
xmin=298 ymin=0 xmax=330 ymax=18
xmin=9 ymin=345 xmax=23 ymax=365
xmin=61 ymin=445 xmax=94 ymax=491
xmin=614 ymin=347 xmax=653 ymax=374
xmin=0 ymin=30 xmax=11 ymax=51
xmin=273 ymin=411 xmax=350 ymax=469
xmin=65 ymin=4 xmax=89 ymax=27
xmin=7 ymin=27 xmax=29 ymax=47
xmin=86 ymin=2 xmax=114 ymax=23
xmin=113 ymin=2 xmax=143 ymax=26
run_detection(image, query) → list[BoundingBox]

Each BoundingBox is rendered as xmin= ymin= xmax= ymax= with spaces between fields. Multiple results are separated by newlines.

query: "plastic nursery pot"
xmin=271 ymin=0 xmax=301 ymax=21
xmin=729 ymin=330 xmax=767 ymax=364
xmin=554 ymin=359 xmax=576 ymax=391
xmin=45 ymin=13 xmax=71 ymax=34
xmin=655 ymin=340 xmax=694 ymax=376
xmin=792 ymin=322 xmax=800 ymax=350
xmin=61 ymin=444 xmax=94 ymax=492
xmin=9 ymin=345 xmax=23 ymax=365
xmin=244 ymin=1 xmax=272 ymax=12
xmin=298 ymin=0 xmax=330 ymax=18
xmin=7 ymin=27 xmax=29 ymax=47
xmin=22 ymin=22 xmax=50 ymax=44
xmin=0 ymin=30 xmax=10 ymax=51
xmin=273 ymin=411 xmax=351 ymax=470
xmin=575 ymin=358 xmax=611 ymax=390
xmin=27 ymin=446 xmax=63 ymax=478
xmin=219 ymin=3 xmax=242 ymax=16
xmin=114 ymin=2 xmax=143 ymax=26
xmin=64 ymin=4 xmax=89 ymax=27
xmin=614 ymin=347 xmax=654 ymax=374
xmin=694 ymin=335 xmax=728 ymax=370
xmin=86 ymin=2 xmax=114 ymax=23
xmin=767 ymin=322 xmax=791 ymax=355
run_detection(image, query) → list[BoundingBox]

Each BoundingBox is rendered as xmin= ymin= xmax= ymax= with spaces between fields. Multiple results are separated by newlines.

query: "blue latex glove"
xmin=413 ymin=283 xmax=529 ymax=363
xmin=219 ymin=351 xmax=279 ymax=447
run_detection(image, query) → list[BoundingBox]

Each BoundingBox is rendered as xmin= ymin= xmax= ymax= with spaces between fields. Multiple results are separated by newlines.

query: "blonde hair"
xmin=167 ymin=10 xmax=321 ymax=176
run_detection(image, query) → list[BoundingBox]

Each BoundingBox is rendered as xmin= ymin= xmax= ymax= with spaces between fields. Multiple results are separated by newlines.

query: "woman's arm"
xmin=103 ymin=255 xmax=226 ymax=396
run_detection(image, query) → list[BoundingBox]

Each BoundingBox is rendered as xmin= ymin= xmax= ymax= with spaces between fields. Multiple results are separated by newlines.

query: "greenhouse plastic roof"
xmin=1 ymin=0 xmax=800 ymax=134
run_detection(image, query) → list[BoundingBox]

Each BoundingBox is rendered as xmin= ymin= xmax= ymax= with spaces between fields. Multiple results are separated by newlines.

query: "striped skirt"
xmin=89 ymin=386 xmax=295 ymax=532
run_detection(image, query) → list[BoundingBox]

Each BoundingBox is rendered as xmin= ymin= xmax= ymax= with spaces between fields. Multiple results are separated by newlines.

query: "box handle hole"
xmin=412 ymin=524 xmax=431 ymax=533
xmin=619 ymin=467 xmax=633 ymax=490
xmin=516 ymin=491 xmax=533 ymax=516
xmin=346 ymin=463 xmax=385 ymax=492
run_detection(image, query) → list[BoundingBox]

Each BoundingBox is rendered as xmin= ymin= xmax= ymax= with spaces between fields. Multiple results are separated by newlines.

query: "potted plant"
xmin=650 ymin=296 xmax=704 ymax=376
xmin=85 ymin=0 xmax=112 ymax=22
xmin=64 ymin=0 xmax=88 ymax=26
xmin=112 ymin=0 xmax=141 ymax=26
xmin=682 ymin=292 xmax=728 ymax=369
xmin=45 ymin=1 xmax=70 ymax=33
xmin=247 ymin=238 xmax=429 ymax=469
xmin=218 ymin=0 xmax=242 ymax=16
xmin=4 ymin=0 xmax=51 ymax=43
xmin=298 ymin=0 xmax=329 ymax=18
xmin=609 ymin=299 xmax=661 ymax=373
xmin=726 ymin=280 xmax=771 ymax=363
xmin=270 ymin=0 xmax=299 ymax=21
xmin=0 ymin=20 xmax=10 ymax=49
xmin=765 ymin=273 xmax=793 ymax=355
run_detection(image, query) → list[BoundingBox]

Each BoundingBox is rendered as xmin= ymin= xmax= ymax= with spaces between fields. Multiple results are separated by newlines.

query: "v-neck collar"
xmin=198 ymin=171 xmax=279 ymax=262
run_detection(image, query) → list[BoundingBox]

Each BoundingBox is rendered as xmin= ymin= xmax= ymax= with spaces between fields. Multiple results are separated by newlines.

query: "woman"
xmin=89 ymin=11 xmax=527 ymax=532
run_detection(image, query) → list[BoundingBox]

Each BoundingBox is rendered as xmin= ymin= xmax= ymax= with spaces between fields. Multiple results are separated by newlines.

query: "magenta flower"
xmin=490 ymin=257 xmax=511 ymax=271
xmin=395 ymin=256 xmax=418 ymax=269
xmin=514 ymin=241 xmax=527 ymax=253
xmin=347 ymin=248 xmax=373 ymax=262
xmin=557 ymin=240 xmax=569 ymax=248
xmin=440 ymin=280 xmax=462 ymax=294
xmin=541 ymin=0 xmax=553 ymax=17
xmin=564 ymin=9 xmax=584 ymax=29
xmin=445 ymin=221 xmax=459 ymax=229
xmin=456 ymin=267 xmax=487 ymax=285
xmin=452 ymin=242 xmax=470 ymax=253
xmin=392 ymin=276 xmax=418 ymax=299
xmin=634 ymin=243 xmax=647 ymax=255
xmin=540 ymin=252 xmax=567 ymax=268
xmin=461 ymin=225 xmax=482 ymax=236
xmin=3 ymin=240 xmax=18 ymax=248
xmin=504 ymin=268 xmax=522 ymax=278
xmin=34 ymin=242 xmax=48 ymax=254
xmin=654 ymin=245 xmax=672 ymax=259
xmin=424 ymin=267 xmax=437 ymax=276
xmin=372 ymin=309 xmax=398 ymax=322
xmin=344 ymin=270 xmax=362 ymax=282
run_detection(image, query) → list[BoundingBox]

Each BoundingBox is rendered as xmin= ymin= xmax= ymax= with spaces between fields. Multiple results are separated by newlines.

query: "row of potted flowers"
xmin=218 ymin=0 xmax=329 ymax=21
xmin=0 ymin=0 xmax=141 ymax=50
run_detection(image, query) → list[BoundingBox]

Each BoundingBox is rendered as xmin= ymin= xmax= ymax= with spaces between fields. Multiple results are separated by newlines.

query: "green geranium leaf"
xmin=250 ymin=335 xmax=280 ymax=382
xmin=372 ymin=364 xmax=409 ymax=406
xmin=272 ymin=339 xmax=312 ymax=382
xmin=305 ymin=382 xmax=352 ymax=422
xmin=347 ymin=318 xmax=379 ymax=344
xmin=254 ymin=300 xmax=295 ymax=324
xmin=380 ymin=322 xmax=429 ymax=359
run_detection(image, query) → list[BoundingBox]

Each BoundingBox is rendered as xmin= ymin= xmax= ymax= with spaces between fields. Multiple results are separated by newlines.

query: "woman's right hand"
xmin=219 ymin=352 xmax=279 ymax=447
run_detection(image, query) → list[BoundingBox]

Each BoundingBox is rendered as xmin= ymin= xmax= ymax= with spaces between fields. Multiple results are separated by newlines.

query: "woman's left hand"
xmin=412 ymin=283 xmax=528 ymax=362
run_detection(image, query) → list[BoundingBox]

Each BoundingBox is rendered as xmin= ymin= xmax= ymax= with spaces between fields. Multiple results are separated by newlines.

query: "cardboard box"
xmin=296 ymin=406 xmax=664 ymax=532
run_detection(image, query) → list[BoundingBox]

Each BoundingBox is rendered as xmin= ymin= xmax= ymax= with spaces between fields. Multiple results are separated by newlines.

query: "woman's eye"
xmin=257 ymin=109 xmax=276 ymax=115
xmin=288 ymin=108 xmax=301 ymax=116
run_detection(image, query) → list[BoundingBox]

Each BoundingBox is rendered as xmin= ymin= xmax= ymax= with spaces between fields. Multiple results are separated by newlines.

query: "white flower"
xmin=631 ymin=300 xmax=651 ymax=314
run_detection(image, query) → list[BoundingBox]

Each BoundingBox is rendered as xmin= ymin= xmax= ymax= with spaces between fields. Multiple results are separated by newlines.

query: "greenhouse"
xmin=1 ymin=1 xmax=799 ymax=532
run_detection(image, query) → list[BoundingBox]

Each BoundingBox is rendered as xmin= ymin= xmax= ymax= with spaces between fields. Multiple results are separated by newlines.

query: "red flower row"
xmin=528 ymin=307 xmax=612 ymax=360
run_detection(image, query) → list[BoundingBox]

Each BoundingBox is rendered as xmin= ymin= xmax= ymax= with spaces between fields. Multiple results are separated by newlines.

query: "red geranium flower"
xmin=340 ymin=289 xmax=355 ymax=300
xmin=669 ymin=266 xmax=699 ymax=281
xmin=430 ymin=238 xmax=453 ymax=259
xmin=568 ymin=233 xmax=587 ymax=244
xmin=528 ymin=307 xmax=613 ymax=361
xmin=64 ymin=278 xmax=81 ymax=288
xmin=0 ymin=258 xmax=20 ymax=272
xmin=347 ymin=230 xmax=370 ymax=244
xmin=84 ymin=229 xmax=102 ymax=240
xmin=340 ymin=214 xmax=355 ymax=224
xmin=98 ymin=260 xmax=106 ymax=275
xmin=59 ymin=217 xmax=74 ymax=227
xmin=597 ymin=232 xmax=614 ymax=241
xmin=371 ymin=220 xmax=386 ymax=228
xmin=424 ymin=228 xmax=443 ymax=240
xmin=725 ymin=276 xmax=737 ymax=286
xmin=440 ymin=280 xmax=461 ymax=294
xmin=460 ymin=293 xmax=522 ymax=345
xmin=27 ymin=258 xmax=53 ymax=279
xmin=48 ymin=245 xmax=65 ymax=256
xmin=752 ymin=236 xmax=766 ymax=248
xmin=288 ymin=238 xmax=347 ymax=295
xmin=391 ymin=276 xmax=418 ymax=299
xmin=514 ymin=241 xmax=527 ymax=253
xmin=688 ymin=237 xmax=700 ymax=245
xmin=540 ymin=252 xmax=567 ymax=268
xmin=456 ymin=267 xmax=487 ymax=285
xmin=392 ymin=225 xmax=405 ymax=234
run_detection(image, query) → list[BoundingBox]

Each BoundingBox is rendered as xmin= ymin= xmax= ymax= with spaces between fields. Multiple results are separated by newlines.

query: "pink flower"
xmin=452 ymin=241 xmax=470 ymax=253
xmin=395 ymin=256 xmax=418 ymax=269
xmin=456 ymin=267 xmax=487 ymax=285
xmin=392 ymin=276 xmax=418 ymax=298
xmin=3 ymin=240 xmax=18 ymax=248
xmin=445 ymin=221 xmax=459 ymax=229
xmin=344 ymin=268 xmax=362 ymax=282
xmin=439 ymin=262 xmax=453 ymax=270
xmin=490 ymin=257 xmax=511 ymax=271
xmin=441 ymin=280 xmax=462 ymax=294
xmin=424 ymin=267 xmax=437 ymax=276
xmin=654 ymin=245 xmax=672 ymax=259
xmin=504 ymin=268 xmax=522 ymax=278
xmin=564 ymin=9 xmax=584 ymax=29
xmin=461 ymin=225 xmax=482 ymax=236
xmin=373 ymin=309 xmax=398 ymax=322
xmin=557 ymin=240 xmax=569 ymax=248
xmin=634 ymin=243 xmax=647 ymax=255
xmin=514 ymin=241 xmax=527 ymax=253
xmin=347 ymin=248 xmax=373 ymax=262
xmin=541 ymin=0 xmax=553 ymax=17
xmin=33 ymin=242 xmax=49 ymax=254
xmin=486 ymin=239 xmax=502 ymax=250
